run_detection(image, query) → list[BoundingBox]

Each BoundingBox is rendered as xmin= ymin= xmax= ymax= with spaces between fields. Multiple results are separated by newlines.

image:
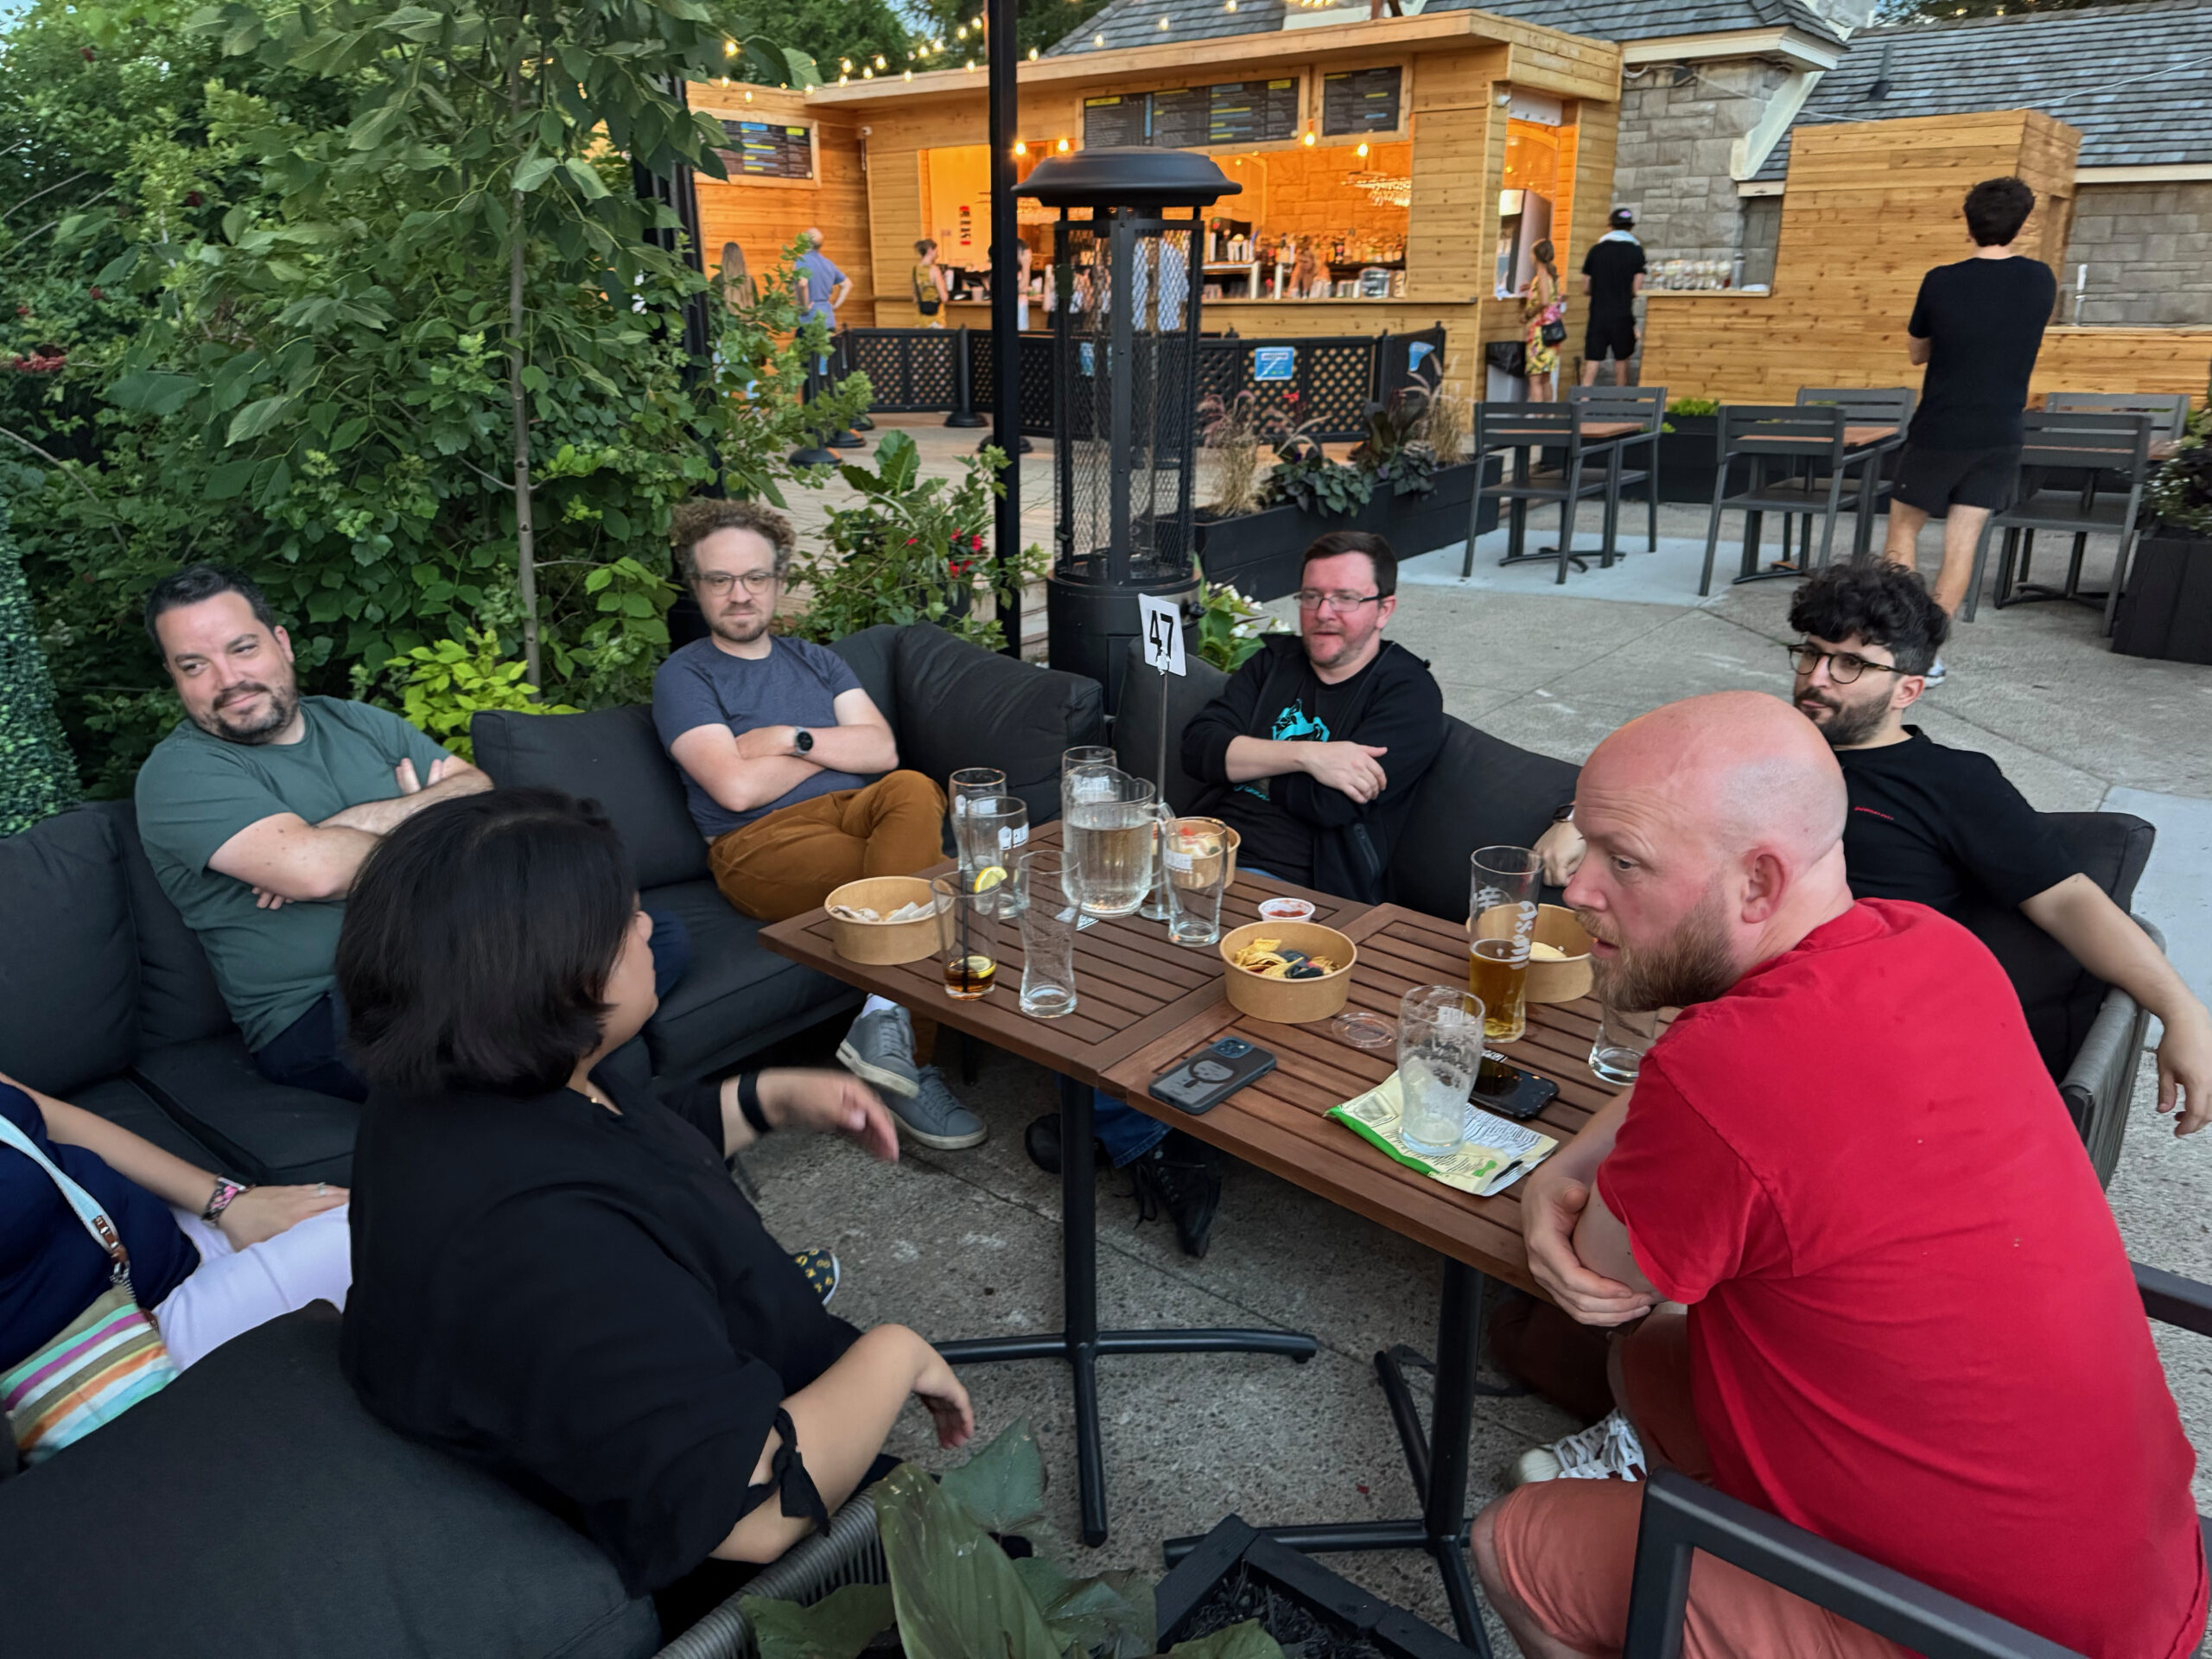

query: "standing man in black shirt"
xmin=1536 ymin=563 xmax=2210 ymax=1135
xmin=1578 ymin=208 xmax=1646 ymax=388
xmin=1886 ymin=176 xmax=2058 ymax=615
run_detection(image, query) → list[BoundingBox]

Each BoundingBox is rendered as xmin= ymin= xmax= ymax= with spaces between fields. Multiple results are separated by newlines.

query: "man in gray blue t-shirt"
xmin=652 ymin=499 xmax=982 ymax=1149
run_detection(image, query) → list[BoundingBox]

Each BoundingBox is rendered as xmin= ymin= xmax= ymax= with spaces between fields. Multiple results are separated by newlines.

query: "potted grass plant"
xmin=1192 ymin=392 xmax=1306 ymax=602
xmin=1655 ymin=397 xmax=1722 ymax=503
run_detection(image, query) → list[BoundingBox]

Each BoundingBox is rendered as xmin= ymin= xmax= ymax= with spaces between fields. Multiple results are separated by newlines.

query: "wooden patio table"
xmin=1101 ymin=902 xmax=1616 ymax=1656
xmin=757 ymin=822 xmax=1349 ymax=1547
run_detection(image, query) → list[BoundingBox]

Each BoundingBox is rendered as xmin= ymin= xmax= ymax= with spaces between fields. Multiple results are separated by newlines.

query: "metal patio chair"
xmin=1790 ymin=386 xmax=1914 ymax=563
xmin=1571 ymin=384 xmax=1667 ymax=557
xmin=1470 ymin=402 xmax=1618 ymax=585
xmin=1624 ymin=1260 xmax=2212 ymax=1659
xmin=1959 ymin=410 xmax=2154 ymax=625
xmin=1698 ymin=405 xmax=1888 ymax=594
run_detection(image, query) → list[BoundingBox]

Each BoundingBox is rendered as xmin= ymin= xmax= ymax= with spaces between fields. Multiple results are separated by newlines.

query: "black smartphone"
xmin=1471 ymin=1049 xmax=1560 ymax=1122
xmin=1149 ymin=1037 xmax=1277 ymax=1116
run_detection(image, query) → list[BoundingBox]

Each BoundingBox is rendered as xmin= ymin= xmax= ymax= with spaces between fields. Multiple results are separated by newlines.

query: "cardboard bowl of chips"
xmin=1525 ymin=905 xmax=1594 ymax=1004
xmin=823 ymin=876 xmax=944 ymax=966
xmin=1218 ymin=920 xmax=1357 ymax=1024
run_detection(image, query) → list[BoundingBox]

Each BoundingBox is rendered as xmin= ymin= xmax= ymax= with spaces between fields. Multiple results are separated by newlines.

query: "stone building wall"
xmin=1607 ymin=60 xmax=1796 ymax=271
xmin=2063 ymin=181 xmax=2212 ymax=327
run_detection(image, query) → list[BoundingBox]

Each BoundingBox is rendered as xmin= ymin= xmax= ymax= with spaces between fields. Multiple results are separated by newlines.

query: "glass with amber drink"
xmin=932 ymin=874 xmax=996 ymax=1000
xmin=1467 ymin=845 xmax=1541 ymax=1043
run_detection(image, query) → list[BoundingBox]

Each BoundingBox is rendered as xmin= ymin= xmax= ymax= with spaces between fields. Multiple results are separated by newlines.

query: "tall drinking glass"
xmin=963 ymin=795 xmax=1029 ymax=885
xmin=1163 ymin=817 xmax=1231 ymax=946
xmin=1398 ymin=984 xmax=1485 ymax=1159
xmin=1062 ymin=745 xmax=1116 ymax=778
xmin=1016 ymin=851 xmax=1078 ymax=1018
xmin=950 ymin=766 xmax=1007 ymax=871
xmin=1065 ymin=768 xmax=1158 ymax=918
xmin=1468 ymin=845 xmax=1541 ymax=1044
xmin=1139 ymin=802 xmax=1177 ymax=922
xmin=932 ymin=874 xmax=996 ymax=1000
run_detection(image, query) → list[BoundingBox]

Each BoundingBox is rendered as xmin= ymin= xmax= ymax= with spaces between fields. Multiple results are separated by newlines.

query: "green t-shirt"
xmin=133 ymin=696 xmax=450 ymax=1051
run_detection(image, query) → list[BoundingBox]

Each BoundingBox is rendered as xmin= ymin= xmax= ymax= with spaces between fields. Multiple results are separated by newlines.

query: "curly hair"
xmin=670 ymin=498 xmax=797 ymax=582
xmin=1786 ymin=563 xmax=1949 ymax=677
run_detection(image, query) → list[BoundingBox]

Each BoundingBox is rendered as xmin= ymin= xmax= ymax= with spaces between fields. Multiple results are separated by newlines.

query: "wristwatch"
xmin=1550 ymin=802 xmax=1576 ymax=824
xmin=791 ymin=728 xmax=815 ymax=756
xmin=201 ymin=1177 xmax=251 ymax=1223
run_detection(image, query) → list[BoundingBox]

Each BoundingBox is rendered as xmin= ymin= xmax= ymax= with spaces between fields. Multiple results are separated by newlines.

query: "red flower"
xmin=79 ymin=46 xmax=94 ymax=60
xmin=14 ymin=305 xmax=26 ymax=317
xmin=969 ymin=533 xmax=984 ymax=550
xmin=184 ymin=191 xmax=203 ymax=207
xmin=88 ymin=286 xmax=103 ymax=301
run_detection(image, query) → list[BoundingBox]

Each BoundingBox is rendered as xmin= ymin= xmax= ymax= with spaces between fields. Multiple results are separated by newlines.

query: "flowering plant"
xmin=787 ymin=431 xmax=1041 ymax=650
xmin=1192 ymin=574 xmax=1288 ymax=671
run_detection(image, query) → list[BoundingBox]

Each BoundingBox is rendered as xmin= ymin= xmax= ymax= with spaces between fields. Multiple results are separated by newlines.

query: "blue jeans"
xmin=1091 ymin=865 xmax=1282 ymax=1166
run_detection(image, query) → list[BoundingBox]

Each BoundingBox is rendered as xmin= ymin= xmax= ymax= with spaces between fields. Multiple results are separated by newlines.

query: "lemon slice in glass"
xmin=973 ymin=866 xmax=1008 ymax=892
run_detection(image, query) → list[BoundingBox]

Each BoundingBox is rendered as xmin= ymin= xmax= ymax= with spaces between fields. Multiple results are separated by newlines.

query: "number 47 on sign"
xmin=1139 ymin=593 xmax=1185 ymax=677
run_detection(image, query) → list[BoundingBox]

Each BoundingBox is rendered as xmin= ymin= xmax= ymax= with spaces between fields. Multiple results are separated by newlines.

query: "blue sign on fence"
xmin=1080 ymin=341 xmax=1096 ymax=376
xmin=1252 ymin=346 xmax=1296 ymax=383
xmin=1407 ymin=340 xmax=1434 ymax=376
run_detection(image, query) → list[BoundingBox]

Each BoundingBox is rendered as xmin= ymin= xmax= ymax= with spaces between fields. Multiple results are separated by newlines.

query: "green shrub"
xmin=0 ymin=499 xmax=80 ymax=834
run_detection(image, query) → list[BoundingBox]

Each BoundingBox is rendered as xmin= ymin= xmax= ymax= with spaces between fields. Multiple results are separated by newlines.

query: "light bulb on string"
xmin=1014 ymin=141 xmax=1027 ymax=155
xmin=1057 ymin=137 xmax=1070 ymax=151
xmin=874 ymin=54 xmax=887 ymax=67
xmin=1357 ymin=142 xmax=1369 ymax=156
xmin=1302 ymin=130 xmax=1316 ymax=146
xmin=903 ymin=67 xmax=912 ymax=79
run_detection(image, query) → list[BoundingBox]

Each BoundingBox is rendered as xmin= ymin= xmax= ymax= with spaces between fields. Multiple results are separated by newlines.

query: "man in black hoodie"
xmin=1027 ymin=531 xmax=1446 ymax=1258
xmin=1185 ymin=531 xmax=1446 ymax=901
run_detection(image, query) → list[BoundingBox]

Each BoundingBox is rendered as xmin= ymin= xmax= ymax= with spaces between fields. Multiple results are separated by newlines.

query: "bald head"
xmin=1564 ymin=692 xmax=1855 ymax=1011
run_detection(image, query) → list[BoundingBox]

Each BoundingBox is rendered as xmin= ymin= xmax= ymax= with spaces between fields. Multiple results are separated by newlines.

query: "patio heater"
xmin=1018 ymin=148 xmax=1240 ymax=713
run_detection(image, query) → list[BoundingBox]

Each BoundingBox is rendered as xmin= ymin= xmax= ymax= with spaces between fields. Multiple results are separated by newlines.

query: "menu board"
xmin=1083 ymin=94 xmax=1146 ymax=150
xmin=1206 ymin=79 xmax=1300 ymax=146
xmin=1148 ymin=85 xmax=1208 ymax=150
xmin=1321 ymin=67 xmax=1402 ymax=136
xmin=719 ymin=119 xmax=813 ymax=181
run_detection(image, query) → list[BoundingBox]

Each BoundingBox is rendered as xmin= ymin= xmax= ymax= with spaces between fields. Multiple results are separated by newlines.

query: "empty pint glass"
xmin=950 ymin=766 xmax=1007 ymax=871
xmin=1016 ymin=851 xmax=1078 ymax=1019
xmin=1065 ymin=768 xmax=1157 ymax=918
xmin=1468 ymin=845 xmax=1541 ymax=1044
xmin=1399 ymin=984 xmax=1485 ymax=1160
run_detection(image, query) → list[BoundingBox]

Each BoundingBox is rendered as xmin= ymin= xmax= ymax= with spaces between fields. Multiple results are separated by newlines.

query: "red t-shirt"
xmin=1599 ymin=899 xmax=2205 ymax=1659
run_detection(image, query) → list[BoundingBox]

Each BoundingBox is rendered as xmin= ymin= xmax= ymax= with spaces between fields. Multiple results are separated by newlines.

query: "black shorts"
xmin=1584 ymin=315 xmax=1637 ymax=362
xmin=1891 ymin=442 xmax=2021 ymax=515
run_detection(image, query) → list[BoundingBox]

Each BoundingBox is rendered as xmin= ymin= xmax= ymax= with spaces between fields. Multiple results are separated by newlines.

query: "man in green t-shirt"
xmin=133 ymin=566 xmax=494 ymax=1099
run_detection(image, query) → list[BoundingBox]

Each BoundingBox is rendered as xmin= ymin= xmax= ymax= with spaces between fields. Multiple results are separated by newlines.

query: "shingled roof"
xmin=1755 ymin=0 xmax=2212 ymax=181
xmin=1049 ymin=0 xmax=1846 ymax=59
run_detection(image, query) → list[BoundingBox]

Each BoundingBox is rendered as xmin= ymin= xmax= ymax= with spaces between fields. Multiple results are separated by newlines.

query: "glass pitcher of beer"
xmin=1468 ymin=845 xmax=1541 ymax=1043
xmin=1065 ymin=768 xmax=1158 ymax=918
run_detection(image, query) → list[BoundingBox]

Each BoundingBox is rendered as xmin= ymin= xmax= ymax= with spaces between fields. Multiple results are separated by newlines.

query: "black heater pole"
xmin=985 ymin=0 xmax=1023 ymax=658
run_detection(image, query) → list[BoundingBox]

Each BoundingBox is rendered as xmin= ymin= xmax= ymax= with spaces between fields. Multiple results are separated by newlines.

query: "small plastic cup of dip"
xmin=1256 ymin=896 xmax=1316 ymax=923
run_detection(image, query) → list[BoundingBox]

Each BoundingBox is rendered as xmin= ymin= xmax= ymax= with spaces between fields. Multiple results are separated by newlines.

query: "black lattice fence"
xmin=964 ymin=329 xmax=1057 ymax=438
xmin=1195 ymin=335 xmax=1380 ymax=442
xmin=836 ymin=329 xmax=958 ymax=413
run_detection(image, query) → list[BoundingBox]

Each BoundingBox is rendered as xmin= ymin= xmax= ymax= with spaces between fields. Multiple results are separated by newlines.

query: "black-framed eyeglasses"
xmin=1784 ymin=643 xmax=1908 ymax=684
xmin=696 ymin=569 xmax=780 ymax=597
xmin=1294 ymin=589 xmax=1384 ymax=613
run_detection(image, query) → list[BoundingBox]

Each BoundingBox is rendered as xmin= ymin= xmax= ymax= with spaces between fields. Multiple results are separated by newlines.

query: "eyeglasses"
xmin=696 ymin=569 xmax=779 ymax=597
xmin=1294 ymin=590 xmax=1384 ymax=613
xmin=1784 ymin=643 xmax=1909 ymax=684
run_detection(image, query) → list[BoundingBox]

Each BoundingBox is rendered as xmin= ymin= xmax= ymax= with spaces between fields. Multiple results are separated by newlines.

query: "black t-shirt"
xmin=1580 ymin=237 xmax=1646 ymax=323
xmin=1905 ymin=257 xmax=2056 ymax=451
xmin=1835 ymin=728 xmax=2078 ymax=918
xmin=341 ymin=1077 xmax=858 ymax=1597
xmin=1185 ymin=636 xmax=1445 ymax=893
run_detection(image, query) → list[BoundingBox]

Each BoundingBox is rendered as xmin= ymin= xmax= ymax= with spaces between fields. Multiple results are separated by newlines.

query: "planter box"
xmin=1198 ymin=461 xmax=1502 ymax=601
xmin=1155 ymin=1516 xmax=1479 ymax=1659
xmin=1656 ymin=414 xmax=1719 ymax=504
xmin=2113 ymin=530 xmax=2212 ymax=664
xmin=1195 ymin=503 xmax=1309 ymax=601
xmin=1369 ymin=459 xmax=1499 ymax=557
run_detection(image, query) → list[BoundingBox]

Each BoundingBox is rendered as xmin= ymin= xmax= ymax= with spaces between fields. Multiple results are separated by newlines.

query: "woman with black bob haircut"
xmin=337 ymin=789 xmax=972 ymax=1604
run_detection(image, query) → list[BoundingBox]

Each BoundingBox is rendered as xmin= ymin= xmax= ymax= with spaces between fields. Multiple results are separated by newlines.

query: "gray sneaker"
xmin=890 ymin=1065 xmax=988 ymax=1151
xmin=836 ymin=1004 xmax=919 ymax=1098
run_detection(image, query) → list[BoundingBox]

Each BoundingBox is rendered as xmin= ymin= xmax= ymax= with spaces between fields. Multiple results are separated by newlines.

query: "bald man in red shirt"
xmin=1473 ymin=691 xmax=2205 ymax=1659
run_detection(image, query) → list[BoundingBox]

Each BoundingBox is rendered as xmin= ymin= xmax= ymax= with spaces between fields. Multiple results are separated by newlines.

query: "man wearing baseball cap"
xmin=1580 ymin=207 xmax=1646 ymax=387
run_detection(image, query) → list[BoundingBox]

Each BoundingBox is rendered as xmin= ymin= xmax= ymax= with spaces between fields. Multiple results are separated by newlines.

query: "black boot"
xmin=1022 ymin=1112 xmax=1104 ymax=1178
xmin=1131 ymin=1131 xmax=1225 ymax=1258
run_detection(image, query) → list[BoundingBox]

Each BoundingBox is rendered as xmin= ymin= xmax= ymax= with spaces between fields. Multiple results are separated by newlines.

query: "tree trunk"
xmin=507 ymin=58 xmax=540 ymax=686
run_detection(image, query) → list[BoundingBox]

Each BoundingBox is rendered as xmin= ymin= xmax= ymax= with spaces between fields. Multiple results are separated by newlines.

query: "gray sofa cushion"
xmin=69 ymin=1075 xmax=221 ymax=1169
xmin=472 ymin=703 xmax=709 ymax=888
xmin=1388 ymin=719 xmax=1579 ymax=923
xmin=0 ymin=1306 xmax=658 ymax=1659
xmin=0 ymin=805 xmax=138 ymax=1096
xmin=1116 ymin=640 xmax=1229 ymax=816
xmin=100 ymin=800 xmax=234 ymax=1049
xmin=131 ymin=1035 xmax=359 ymax=1186
xmin=638 ymin=878 xmax=860 ymax=1081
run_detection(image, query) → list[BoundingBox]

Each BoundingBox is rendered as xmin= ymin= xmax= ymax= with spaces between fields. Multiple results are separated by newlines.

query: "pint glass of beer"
xmin=1468 ymin=846 xmax=1541 ymax=1043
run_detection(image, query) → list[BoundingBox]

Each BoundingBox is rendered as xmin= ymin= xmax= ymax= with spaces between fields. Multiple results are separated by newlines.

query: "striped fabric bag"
xmin=0 ymin=1114 xmax=178 ymax=1465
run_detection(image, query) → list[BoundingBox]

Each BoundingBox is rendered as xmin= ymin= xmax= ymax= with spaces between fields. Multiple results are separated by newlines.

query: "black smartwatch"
xmin=791 ymin=728 xmax=814 ymax=755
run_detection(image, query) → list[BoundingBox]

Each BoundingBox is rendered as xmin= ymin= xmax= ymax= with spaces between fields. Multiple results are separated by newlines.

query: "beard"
xmin=1796 ymin=686 xmax=1891 ymax=748
xmin=195 ymin=679 xmax=299 ymax=745
xmin=1578 ymin=883 xmax=1741 ymax=1014
xmin=709 ymin=607 xmax=772 ymax=645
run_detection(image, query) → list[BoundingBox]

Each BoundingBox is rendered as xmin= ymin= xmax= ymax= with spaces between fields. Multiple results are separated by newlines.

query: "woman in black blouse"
xmin=337 ymin=789 xmax=972 ymax=1597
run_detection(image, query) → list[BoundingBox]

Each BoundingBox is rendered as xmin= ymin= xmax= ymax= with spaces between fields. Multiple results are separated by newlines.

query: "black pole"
xmin=985 ymin=0 xmax=1022 ymax=657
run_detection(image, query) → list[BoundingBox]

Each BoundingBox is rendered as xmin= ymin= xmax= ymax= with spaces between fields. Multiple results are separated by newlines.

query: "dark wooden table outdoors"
xmin=1103 ymin=903 xmax=1620 ymax=1656
xmin=757 ymin=823 xmax=1355 ymax=1545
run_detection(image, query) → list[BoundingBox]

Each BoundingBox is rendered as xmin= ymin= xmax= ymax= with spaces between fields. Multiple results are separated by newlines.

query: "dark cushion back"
xmin=1116 ymin=639 xmax=1230 ymax=816
xmin=1958 ymin=810 xmax=2156 ymax=1077
xmin=1389 ymin=719 xmax=1580 ymax=923
xmin=0 ymin=1306 xmax=658 ymax=1659
xmin=884 ymin=625 xmax=1107 ymax=827
xmin=472 ymin=704 xmax=709 ymax=888
xmin=827 ymin=623 xmax=901 ymax=729
xmin=99 ymin=801 xmax=234 ymax=1048
xmin=0 ymin=806 xmax=138 ymax=1094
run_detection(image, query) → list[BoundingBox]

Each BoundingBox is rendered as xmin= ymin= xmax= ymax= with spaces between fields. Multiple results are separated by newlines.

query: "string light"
xmin=1356 ymin=141 xmax=1369 ymax=156
xmin=1158 ymin=14 xmax=1170 ymax=24
xmin=1014 ymin=140 xmax=1027 ymax=155
xmin=838 ymin=72 xmax=849 ymax=83
xmin=903 ymin=67 xmax=912 ymax=79
xmin=722 ymin=37 xmax=737 ymax=54
xmin=745 ymin=89 xmax=753 ymax=101
xmin=1057 ymin=137 xmax=1070 ymax=151
xmin=1094 ymin=33 xmax=1104 ymax=44
xmin=1302 ymin=130 xmax=1316 ymax=146
xmin=861 ymin=66 xmax=873 ymax=77
xmin=964 ymin=57 xmax=976 ymax=69
xmin=874 ymin=54 xmax=887 ymax=67
xmin=1028 ymin=45 xmax=1039 ymax=58
xmin=840 ymin=58 xmax=852 ymax=70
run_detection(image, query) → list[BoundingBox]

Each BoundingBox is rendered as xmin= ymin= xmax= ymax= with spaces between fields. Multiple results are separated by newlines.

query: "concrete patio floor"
xmin=756 ymin=416 xmax=2212 ymax=1653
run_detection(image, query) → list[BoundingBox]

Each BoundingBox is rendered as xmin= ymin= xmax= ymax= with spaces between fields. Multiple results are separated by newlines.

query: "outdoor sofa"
xmin=0 ymin=621 xmax=1103 ymax=1186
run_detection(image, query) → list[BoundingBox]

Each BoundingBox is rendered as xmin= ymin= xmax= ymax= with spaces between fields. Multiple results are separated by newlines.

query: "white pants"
xmin=151 ymin=1204 xmax=353 ymax=1370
